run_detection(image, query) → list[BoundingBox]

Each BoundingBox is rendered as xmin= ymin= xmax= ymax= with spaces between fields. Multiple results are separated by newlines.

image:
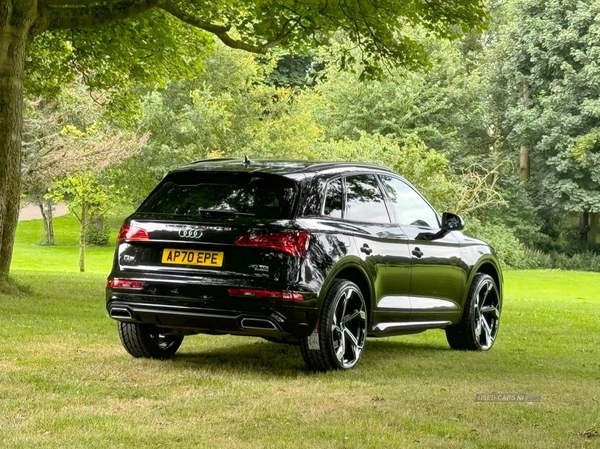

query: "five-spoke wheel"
xmin=331 ymin=284 xmax=367 ymax=368
xmin=300 ymin=279 xmax=367 ymax=371
xmin=446 ymin=273 xmax=501 ymax=351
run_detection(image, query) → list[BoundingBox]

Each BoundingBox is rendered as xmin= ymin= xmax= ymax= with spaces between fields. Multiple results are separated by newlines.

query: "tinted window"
xmin=345 ymin=175 xmax=390 ymax=223
xmin=323 ymin=178 xmax=343 ymax=218
xmin=379 ymin=175 xmax=438 ymax=228
xmin=139 ymin=173 xmax=296 ymax=219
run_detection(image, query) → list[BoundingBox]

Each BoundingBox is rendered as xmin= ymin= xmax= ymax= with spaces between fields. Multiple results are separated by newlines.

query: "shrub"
xmin=521 ymin=247 xmax=600 ymax=272
xmin=549 ymin=251 xmax=600 ymax=272
xmin=522 ymin=247 xmax=552 ymax=269
xmin=85 ymin=222 xmax=110 ymax=246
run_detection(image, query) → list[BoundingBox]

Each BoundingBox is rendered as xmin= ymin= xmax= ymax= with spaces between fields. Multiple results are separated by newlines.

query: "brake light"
xmin=117 ymin=224 xmax=149 ymax=244
xmin=227 ymin=288 xmax=303 ymax=301
xmin=107 ymin=278 xmax=145 ymax=290
xmin=235 ymin=231 xmax=310 ymax=256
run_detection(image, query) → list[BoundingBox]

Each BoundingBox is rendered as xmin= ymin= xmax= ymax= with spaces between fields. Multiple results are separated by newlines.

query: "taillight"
xmin=117 ymin=224 xmax=149 ymax=244
xmin=227 ymin=288 xmax=303 ymax=301
xmin=235 ymin=231 xmax=310 ymax=256
xmin=107 ymin=278 xmax=145 ymax=290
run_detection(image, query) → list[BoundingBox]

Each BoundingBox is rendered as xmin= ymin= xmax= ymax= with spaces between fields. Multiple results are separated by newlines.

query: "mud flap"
xmin=307 ymin=322 xmax=320 ymax=350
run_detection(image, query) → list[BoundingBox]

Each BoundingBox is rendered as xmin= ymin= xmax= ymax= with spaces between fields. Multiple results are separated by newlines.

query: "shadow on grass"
xmin=0 ymin=277 xmax=33 ymax=296
xmin=172 ymin=338 xmax=450 ymax=376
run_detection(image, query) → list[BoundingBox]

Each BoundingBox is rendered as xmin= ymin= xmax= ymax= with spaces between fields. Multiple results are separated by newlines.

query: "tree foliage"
xmin=46 ymin=173 xmax=119 ymax=272
xmin=21 ymin=83 xmax=145 ymax=245
xmin=488 ymin=0 xmax=600 ymax=238
xmin=113 ymin=41 xmax=505 ymax=221
xmin=311 ymin=33 xmax=492 ymax=166
xmin=0 ymin=0 xmax=489 ymax=279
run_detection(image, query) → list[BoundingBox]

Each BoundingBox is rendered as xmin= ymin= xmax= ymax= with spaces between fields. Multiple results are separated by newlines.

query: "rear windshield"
xmin=138 ymin=172 xmax=297 ymax=219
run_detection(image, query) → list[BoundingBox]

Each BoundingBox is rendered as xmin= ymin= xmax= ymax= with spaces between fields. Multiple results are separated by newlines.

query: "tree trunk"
xmin=519 ymin=85 xmax=531 ymax=184
xmin=578 ymin=211 xmax=590 ymax=242
xmin=79 ymin=203 xmax=87 ymax=272
xmin=588 ymin=212 xmax=599 ymax=244
xmin=519 ymin=145 xmax=530 ymax=182
xmin=0 ymin=1 xmax=37 ymax=280
xmin=38 ymin=200 xmax=55 ymax=246
xmin=91 ymin=212 xmax=104 ymax=232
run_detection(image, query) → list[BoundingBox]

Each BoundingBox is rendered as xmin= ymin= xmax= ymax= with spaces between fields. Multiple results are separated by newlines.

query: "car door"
xmin=378 ymin=175 xmax=466 ymax=324
xmin=343 ymin=174 xmax=413 ymax=328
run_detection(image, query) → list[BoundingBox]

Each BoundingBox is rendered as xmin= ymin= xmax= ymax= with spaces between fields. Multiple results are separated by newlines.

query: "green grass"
xmin=2 ymin=217 xmax=599 ymax=447
xmin=12 ymin=208 xmax=131 ymax=274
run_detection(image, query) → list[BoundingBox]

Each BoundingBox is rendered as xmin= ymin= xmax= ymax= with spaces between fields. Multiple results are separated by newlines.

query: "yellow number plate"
xmin=161 ymin=249 xmax=224 ymax=267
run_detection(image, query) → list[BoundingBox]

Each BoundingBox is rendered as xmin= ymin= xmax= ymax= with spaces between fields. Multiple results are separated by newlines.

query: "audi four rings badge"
xmin=178 ymin=228 xmax=203 ymax=238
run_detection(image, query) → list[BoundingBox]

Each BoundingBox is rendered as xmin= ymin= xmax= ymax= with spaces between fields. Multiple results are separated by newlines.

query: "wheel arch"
xmin=319 ymin=260 xmax=373 ymax=323
xmin=471 ymin=258 xmax=503 ymax=301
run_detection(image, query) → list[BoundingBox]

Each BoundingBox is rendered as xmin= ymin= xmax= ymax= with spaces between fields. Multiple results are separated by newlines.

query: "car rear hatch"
xmin=111 ymin=171 xmax=308 ymax=298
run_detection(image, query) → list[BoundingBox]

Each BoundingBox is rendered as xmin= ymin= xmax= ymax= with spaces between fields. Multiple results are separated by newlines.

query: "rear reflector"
xmin=235 ymin=231 xmax=310 ymax=256
xmin=107 ymin=279 xmax=145 ymax=290
xmin=117 ymin=224 xmax=149 ymax=244
xmin=227 ymin=288 xmax=303 ymax=301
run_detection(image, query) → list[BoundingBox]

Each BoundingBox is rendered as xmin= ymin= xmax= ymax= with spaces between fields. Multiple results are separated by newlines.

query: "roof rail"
xmin=304 ymin=161 xmax=392 ymax=172
xmin=188 ymin=157 xmax=239 ymax=165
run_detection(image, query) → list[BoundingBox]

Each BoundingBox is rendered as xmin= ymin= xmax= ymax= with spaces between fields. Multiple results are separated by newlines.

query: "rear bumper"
xmin=106 ymin=291 xmax=319 ymax=340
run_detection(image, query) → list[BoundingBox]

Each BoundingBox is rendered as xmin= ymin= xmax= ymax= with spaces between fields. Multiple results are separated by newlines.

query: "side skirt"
xmin=369 ymin=321 xmax=452 ymax=337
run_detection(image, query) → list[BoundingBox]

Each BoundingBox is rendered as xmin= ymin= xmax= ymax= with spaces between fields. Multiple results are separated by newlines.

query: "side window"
xmin=379 ymin=175 xmax=439 ymax=228
xmin=345 ymin=175 xmax=391 ymax=223
xmin=323 ymin=178 xmax=343 ymax=218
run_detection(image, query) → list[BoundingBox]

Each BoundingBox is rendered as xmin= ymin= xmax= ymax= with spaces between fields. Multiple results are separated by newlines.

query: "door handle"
xmin=360 ymin=244 xmax=373 ymax=255
xmin=412 ymin=247 xmax=424 ymax=258
xmin=377 ymin=231 xmax=407 ymax=240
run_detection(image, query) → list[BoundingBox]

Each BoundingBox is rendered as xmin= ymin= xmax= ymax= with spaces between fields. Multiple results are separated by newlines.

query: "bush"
xmin=522 ymin=247 xmax=600 ymax=271
xmin=549 ymin=251 xmax=600 ymax=272
xmin=85 ymin=222 xmax=110 ymax=246
xmin=521 ymin=247 xmax=552 ymax=269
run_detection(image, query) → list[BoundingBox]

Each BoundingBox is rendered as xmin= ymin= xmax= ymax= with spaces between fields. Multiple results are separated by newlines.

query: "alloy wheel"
xmin=331 ymin=286 xmax=367 ymax=369
xmin=149 ymin=330 xmax=181 ymax=351
xmin=472 ymin=278 xmax=500 ymax=350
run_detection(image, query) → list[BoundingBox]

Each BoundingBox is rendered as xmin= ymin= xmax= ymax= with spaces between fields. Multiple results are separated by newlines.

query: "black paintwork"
xmin=106 ymin=159 xmax=503 ymax=341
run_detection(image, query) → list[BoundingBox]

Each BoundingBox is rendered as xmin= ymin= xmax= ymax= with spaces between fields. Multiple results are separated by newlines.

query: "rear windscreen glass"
xmin=138 ymin=173 xmax=297 ymax=219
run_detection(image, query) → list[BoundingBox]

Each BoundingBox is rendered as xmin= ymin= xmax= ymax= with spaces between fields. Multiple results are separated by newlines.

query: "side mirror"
xmin=441 ymin=212 xmax=464 ymax=231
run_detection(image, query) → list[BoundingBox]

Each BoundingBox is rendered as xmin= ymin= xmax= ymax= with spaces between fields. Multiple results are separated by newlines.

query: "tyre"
xmin=446 ymin=273 xmax=501 ymax=351
xmin=300 ymin=279 xmax=368 ymax=371
xmin=118 ymin=322 xmax=184 ymax=359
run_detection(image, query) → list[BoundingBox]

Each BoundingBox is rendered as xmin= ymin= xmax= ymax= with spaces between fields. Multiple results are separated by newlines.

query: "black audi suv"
xmin=106 ymin=158 xmax=502 ymax=371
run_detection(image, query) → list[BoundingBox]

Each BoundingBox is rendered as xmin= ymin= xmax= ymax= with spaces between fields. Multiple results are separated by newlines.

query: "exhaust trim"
xmin=109 ymin=307 xmax=134 ymax=321
xmin=240 ymin=318 xmax=278 ymax=330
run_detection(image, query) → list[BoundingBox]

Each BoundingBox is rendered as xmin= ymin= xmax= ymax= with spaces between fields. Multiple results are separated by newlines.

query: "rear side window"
xmin=323 ymin=178 xmax=343 ymax=218
xmin=138 ymin=172 xmax=297 ymax=219
xmin=345 ymin=175 xmax=391 ymax=223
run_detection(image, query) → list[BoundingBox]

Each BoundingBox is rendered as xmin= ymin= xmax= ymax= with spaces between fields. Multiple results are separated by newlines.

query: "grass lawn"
xmin=11 ymin=209 xmax=129 ymax=274
xmin=1 ymin=217 xmax=599 ymax=448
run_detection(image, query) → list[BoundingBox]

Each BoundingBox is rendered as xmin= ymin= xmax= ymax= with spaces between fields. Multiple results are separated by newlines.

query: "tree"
xmin=112 ymin=44 xmax=325 ymax=205
xmin=0 ymin=0 xmax=488 ymax=280
xmin=309 ymin=32 xmax=494 ymax=169
xmin=21 ymin=84 xmax=146 ymax=244
xmin=487 ymin=0 xmax=600 ymax=243
xmin=47 ymin=173 xmax=117 ymax=272
xmin=117 ymin=41 xmax=506 ymax=218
